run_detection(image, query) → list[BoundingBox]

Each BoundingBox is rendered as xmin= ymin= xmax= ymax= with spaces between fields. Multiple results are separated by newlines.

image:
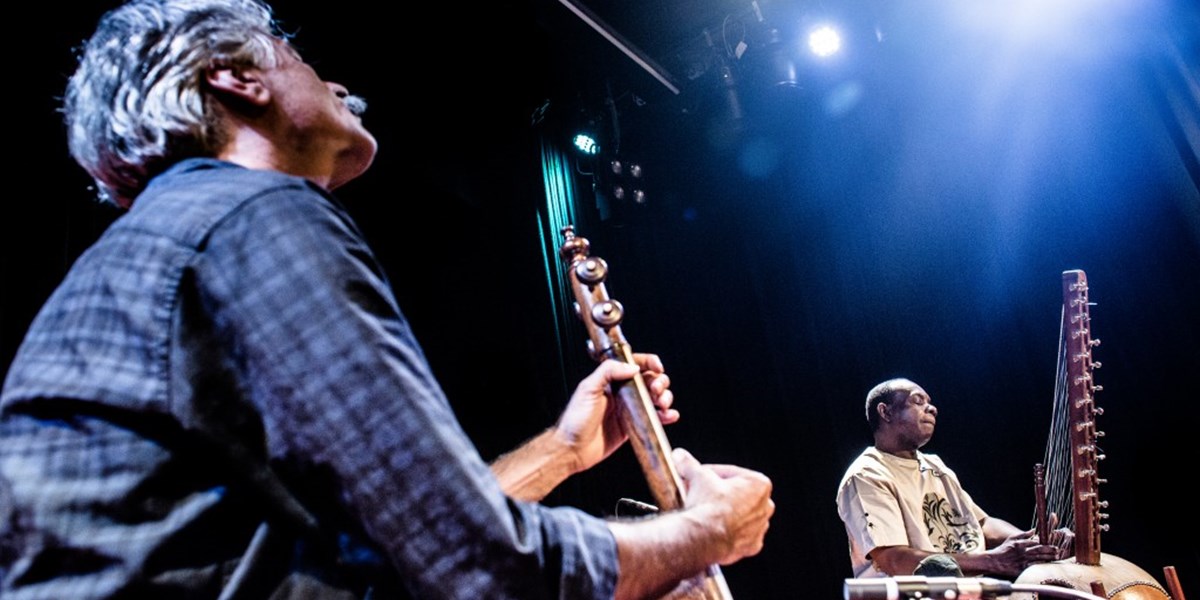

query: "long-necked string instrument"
xmin=1016 ymin=270 xmax=1172 ymax=600
xmin=558 ymin=225 xmax=734 ymax=600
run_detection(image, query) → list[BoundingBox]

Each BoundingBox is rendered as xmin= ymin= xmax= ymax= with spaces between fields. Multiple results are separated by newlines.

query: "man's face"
xmin=886 ymin=383 xmax=938 ymax=449
xmin=261 ymin=41 xmax=378 ymax=188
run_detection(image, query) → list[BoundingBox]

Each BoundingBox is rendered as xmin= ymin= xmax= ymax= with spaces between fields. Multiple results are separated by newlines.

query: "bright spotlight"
xmin=808 ymin=26 xmax=842 ymax=58
xmin=573 ymin=133 xmax=599 ymax=155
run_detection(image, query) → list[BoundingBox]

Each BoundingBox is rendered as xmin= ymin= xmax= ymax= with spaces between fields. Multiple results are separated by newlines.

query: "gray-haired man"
xmin=0 ymin=2 xmax=773 ymax=598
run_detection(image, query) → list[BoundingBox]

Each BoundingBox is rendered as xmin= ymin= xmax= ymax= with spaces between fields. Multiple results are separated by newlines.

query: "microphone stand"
xmin=844 ymin=577 xmax=1108 ymax=600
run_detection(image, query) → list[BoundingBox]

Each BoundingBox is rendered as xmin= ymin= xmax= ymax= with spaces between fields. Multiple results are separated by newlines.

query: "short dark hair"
xmin=864 ymin=378 xmax=916 ymax=432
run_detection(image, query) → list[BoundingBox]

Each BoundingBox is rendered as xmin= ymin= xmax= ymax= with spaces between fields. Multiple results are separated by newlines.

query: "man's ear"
xmin=205 ymin=65 xmax=270 ymax=108
xmin=877 ymin=401 xmax=891 ymax=423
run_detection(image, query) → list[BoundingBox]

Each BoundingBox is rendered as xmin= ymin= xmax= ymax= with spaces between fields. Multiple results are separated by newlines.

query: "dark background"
xmin=5 ymin=1 xmax=1198 ymax=598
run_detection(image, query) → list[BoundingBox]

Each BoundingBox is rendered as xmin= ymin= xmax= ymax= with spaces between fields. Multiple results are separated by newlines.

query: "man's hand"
xmin=554 ymin=354 xmax=677 ymax=475
xmin=673 ymin=447 xmax=774 ymax=565
xmin=986 ymin=528 xmax=1061 ymax=577
xmin=606 ymin=448 xmax=774 ymax=600
xmin=1043 ymin=512 xmax=1075 ymax=560
xmin=491 ymin=354 xmax=675 ymax=502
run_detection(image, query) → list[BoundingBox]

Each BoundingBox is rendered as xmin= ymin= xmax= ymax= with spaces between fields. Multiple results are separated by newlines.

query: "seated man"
xmin=835 ymin=378 xmax=1072 ymax=579
xmin=0 ymin=1 xmax=774 ymax=598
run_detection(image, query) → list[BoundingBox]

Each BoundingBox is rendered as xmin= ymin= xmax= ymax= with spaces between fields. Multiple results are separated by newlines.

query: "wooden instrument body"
xmin=1061 ymin=270 xmax=1104 ymax=564
xmin=1014 ymin=554 xmax=1170 ymax=600
xmin=558 ymin=226 xmax=734 ymax=600
xmin=1018 ymin=271 xmax=1172 ymax=600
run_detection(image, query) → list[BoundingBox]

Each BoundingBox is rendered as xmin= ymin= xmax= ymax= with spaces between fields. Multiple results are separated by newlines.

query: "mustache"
xmin=342 ymin=94 xmax=368 ymax=116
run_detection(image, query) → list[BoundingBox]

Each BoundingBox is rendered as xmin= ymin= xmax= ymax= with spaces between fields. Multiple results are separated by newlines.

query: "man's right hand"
xmin=986 ymin=528 xmax=1061 ymax=577
xmin=674 ymin=447 xmax=775 ymax=565
xmin=607 ymin=448 xmax=774 ymax=600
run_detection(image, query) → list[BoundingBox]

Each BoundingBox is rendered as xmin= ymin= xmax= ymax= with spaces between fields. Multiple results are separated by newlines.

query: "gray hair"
xmin=65 ymin=0 xmax=284 ymax=207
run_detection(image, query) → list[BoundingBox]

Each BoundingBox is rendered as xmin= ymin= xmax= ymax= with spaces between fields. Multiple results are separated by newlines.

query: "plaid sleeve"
xmin=194 ymin=185 xmax=618 ymax=600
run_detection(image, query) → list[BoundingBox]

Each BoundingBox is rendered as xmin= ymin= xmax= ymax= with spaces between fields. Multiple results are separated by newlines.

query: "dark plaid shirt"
xmin=0 ymin=159 xmax=617 ymax=599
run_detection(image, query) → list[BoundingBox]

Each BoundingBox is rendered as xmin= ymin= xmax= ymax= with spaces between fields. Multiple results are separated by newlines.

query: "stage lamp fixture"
xmin=573 ymin=133 xmax=600 ymax=155
xmin=807 ymin=25 xmax=842 ymax=58
xmin=608 ymin=160 xmax=647 ymax=205
xmin=610 ymin=160 xmax=643 ymax=177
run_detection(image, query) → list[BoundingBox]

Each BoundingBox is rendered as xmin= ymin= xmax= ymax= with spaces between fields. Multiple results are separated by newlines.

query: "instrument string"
xmin=1038 ymin=303 xmax=1075 ymax=532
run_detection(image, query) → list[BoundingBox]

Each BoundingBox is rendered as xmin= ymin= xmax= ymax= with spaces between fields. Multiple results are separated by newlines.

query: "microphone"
xmin=914 ymin=554 xmax=964 ymax=577
xmin=844 ymin=576 xmax=1013 ymax=600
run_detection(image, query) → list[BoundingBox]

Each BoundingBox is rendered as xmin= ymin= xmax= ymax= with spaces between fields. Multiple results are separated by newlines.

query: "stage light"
xmin=603 ymin=159 xmax=648 ymax=208
xmin=762 ymin=26 xmax=800 ymax=88
xmin=610 ymin=160 xmax=644 ymax=178
xmin=609 ymin=184 xmax=647 ymax=205
xmin=573 ymin=133 xmax=600 ymax=155
xmin=808 ymin=25 xmax=842 ymax=58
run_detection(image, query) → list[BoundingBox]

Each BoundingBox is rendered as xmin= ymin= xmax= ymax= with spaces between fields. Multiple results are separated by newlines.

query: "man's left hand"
xmin=555 ymin=353 xmax=677 ymax=474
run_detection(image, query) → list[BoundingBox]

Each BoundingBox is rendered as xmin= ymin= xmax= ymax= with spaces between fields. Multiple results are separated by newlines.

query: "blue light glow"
xmin=573 ymin=133 xmax=599 ymax=155
xmin=808 ymin=26 xmax=842 ymax=57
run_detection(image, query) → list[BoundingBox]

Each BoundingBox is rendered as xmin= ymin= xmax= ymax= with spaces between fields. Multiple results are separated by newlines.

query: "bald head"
xmin=865 ymin=378 xmax=919 ymax=432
